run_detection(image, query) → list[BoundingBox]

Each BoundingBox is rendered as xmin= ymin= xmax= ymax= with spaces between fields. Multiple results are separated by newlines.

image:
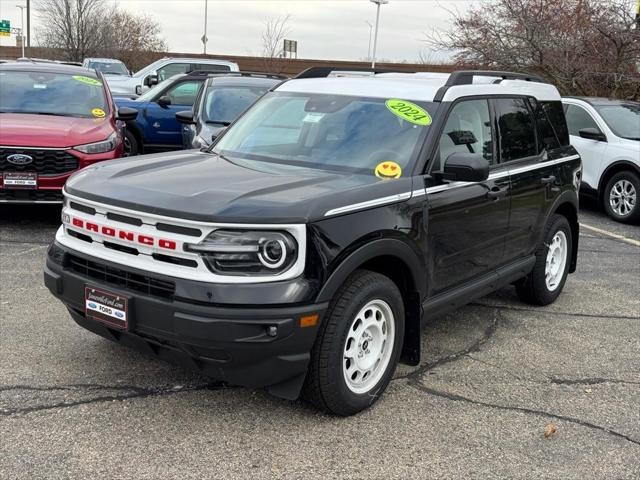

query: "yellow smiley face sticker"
xmin=91 ymin=108 xmax=106 ymax=118
xmin=375 ymin=161 xmax=402 ymax=180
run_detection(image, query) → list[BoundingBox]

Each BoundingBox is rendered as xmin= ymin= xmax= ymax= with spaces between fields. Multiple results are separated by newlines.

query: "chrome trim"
xmin=0 ymin=145 xmax=72 ymax=150
xmin=0 ymin=199 xmax=63 ymax=204
xmin=324 ymin=192 xmax=412 ymax=217
xmin=324 ymin=155 xmax=581 ymax=216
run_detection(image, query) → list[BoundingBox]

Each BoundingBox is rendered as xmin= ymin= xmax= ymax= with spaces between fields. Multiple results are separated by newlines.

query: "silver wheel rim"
xmin=609 ymin=179 xmax=636 ymax=217
xmin=545 ymin=230 xmax=568 ymax=292
xmin=343 ymin=299 xmax=395 ymax=395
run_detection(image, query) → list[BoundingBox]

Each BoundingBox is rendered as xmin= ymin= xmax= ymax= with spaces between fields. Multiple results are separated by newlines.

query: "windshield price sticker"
xmin=91 ymin=108 xmax=106 ymax=118
xmin=386 ymin=99 xmax=432 ymax=126
xmin=72 ymin=75 xmax=103 ymax=87
xmin=303 ymin=112 xmax=325 ymax=123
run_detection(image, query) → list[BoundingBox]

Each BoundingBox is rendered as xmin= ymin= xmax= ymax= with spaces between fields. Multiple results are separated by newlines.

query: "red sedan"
xmin=0 ymin=61 xmax=137 ymax=203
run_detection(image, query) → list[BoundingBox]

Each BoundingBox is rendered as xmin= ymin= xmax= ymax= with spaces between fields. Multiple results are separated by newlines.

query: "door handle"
xmin=486 ymin=185 xmax=509 ymax=200
xmin=541 ymin=175 xmax=556 ymax=185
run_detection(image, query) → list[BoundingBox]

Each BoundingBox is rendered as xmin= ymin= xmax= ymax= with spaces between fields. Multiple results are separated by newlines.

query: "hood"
xmin=0 ymin=113 xmax=115 ymax=149
xmin=103 ymin=75 xmax=139 ymax=94
xmin=64 ymin=151 xmax=414 ymax=223
xmin=114 ymin=97 xmax=142 ymax=108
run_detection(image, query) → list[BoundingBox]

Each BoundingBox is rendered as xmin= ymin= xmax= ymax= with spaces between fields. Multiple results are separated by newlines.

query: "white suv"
xmin=105 ymin=57 xmax=240 ymax=96
xmin=562 ymin=97 xmax=640 ymax=223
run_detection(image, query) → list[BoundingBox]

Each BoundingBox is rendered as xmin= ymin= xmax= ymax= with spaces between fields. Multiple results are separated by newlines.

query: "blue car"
xmin=115 ymin=71 xmax=218 ymax=155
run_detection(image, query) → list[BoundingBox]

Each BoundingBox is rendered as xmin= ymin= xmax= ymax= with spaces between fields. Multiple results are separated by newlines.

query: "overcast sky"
xmin=0 ymin=0 xmax=480 ymax=62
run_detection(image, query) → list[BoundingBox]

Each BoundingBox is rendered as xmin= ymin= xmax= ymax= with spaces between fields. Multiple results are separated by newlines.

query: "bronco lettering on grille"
xmin=71 ymin=217 xmax=177 ymax=251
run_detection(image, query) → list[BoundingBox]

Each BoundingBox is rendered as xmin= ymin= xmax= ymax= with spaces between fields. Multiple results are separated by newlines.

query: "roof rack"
xmin=186 ymin=70 xmax=287 ymax=79
xmin=295 ymin=66 xmax=414 ymax=79
xmin=444 ymin=70 xmax=547 ymax=86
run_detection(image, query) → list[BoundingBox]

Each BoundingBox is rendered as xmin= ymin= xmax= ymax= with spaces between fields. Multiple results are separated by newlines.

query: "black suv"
xmin=45 ymin=69 xmax=582 ymax=416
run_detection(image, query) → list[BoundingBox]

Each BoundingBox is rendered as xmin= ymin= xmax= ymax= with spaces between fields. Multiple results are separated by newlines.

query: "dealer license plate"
xmin=85 ymin=286 xmax=129 ymax=330
xmin=3 ymin=172 xmax=38 ymax=189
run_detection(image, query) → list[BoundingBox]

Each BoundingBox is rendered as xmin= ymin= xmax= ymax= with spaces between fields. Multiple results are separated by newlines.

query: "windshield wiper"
xmin=205 ymin=120 xmax=231 ymax=126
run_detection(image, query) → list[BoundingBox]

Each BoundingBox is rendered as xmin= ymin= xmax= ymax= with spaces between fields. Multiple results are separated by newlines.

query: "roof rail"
xmin=295 ymin=66 xmax=415 ymax=79
xmin=444 ymin=70 xmax=547 ymax=86
xmin=186 ymin=70 xmax=287 ymax=79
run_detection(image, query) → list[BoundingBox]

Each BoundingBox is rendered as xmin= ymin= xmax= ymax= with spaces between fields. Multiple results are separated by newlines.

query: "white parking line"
xmin=580 ymin=223 xmax=640 ymax=247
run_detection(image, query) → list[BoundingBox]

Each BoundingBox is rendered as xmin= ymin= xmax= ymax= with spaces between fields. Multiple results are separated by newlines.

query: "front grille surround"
xmin=1 ymin=147 xmax=79 ymax=176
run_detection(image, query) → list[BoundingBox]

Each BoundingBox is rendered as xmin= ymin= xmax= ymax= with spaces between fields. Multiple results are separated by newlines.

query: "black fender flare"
xmin=315 ymin=237 xmax=426 ymax=366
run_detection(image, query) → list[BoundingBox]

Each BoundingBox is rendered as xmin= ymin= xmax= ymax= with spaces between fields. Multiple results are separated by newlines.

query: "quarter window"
xmin=564 ymin=104 xmax=600 ymax=136
xmin=495 ymin=98 xmax=537 ymax=162
xmin=436 ymin=99 xmax=494 ymax=171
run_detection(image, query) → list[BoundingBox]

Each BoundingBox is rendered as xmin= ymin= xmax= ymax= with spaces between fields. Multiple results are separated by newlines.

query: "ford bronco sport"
xmin=44 ymin=69 xmax=582 ymax=416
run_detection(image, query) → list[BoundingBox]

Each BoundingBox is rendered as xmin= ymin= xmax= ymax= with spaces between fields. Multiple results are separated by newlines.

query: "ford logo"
xmin=6 ymin=154 xmax=33 ymax=166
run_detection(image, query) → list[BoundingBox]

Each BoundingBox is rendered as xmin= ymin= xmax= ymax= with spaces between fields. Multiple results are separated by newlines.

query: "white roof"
xmin=276 ymin=72 xmax=561 ymax=102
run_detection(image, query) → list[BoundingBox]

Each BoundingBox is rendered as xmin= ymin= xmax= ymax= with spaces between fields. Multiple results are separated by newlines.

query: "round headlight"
xmin=259 ymin=239 xmax=286 ymax=269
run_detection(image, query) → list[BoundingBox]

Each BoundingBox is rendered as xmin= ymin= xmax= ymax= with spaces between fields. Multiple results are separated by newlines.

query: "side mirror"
xmin=176 ymin=110 xmax=195 ymax=124
xmin=157 ymin=96 xmax=172 ymax=107
xmin=116 ymin=107 xmax=138 ymax=121
xmin=443 ymin=152 xmax=489 ymax=182
xmin=578 ymin=128 xmax=606 ymax=142
xmin=144 ymin=73 xmax=158 ymax=87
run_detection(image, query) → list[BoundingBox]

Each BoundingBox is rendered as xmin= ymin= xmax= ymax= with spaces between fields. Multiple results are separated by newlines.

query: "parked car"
xmin=105 ymin=57 xmax=239 ymax=96
xmin=562 ymin=97 xmax=640 ymax=223
xmin=82 ymin=58 xmax=130 ymax=77
xmin=0 ymin=62 xmax=137 ymax=203
xmin=115 ymin=71 xmax=221 ymax=155
xmin=177 ymin=72 xmax=285 ymax=149
xmin=45 ymin=68 xmax=581 ymax=415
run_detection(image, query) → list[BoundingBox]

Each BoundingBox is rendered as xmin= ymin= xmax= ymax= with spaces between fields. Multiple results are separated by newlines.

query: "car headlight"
xmin=75 ymin=132 xmax=118 ymax=154
xmin=185 ymin=229 xmax=298 ymax=276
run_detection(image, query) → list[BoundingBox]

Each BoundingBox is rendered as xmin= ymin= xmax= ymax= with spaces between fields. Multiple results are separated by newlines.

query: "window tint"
xmin=495 ymin=98 xmax=537 ymax=162
xmin=156 ymin=63 xmax=190 ymax=82
xmin=193 ymin=63 xmax=231 ymax=72
xmin=436 ymin=99 xmax=493 ymax=171
xmin=564 ymin=104 xmax=599 ymax=136
xmin=529 ymin=98 xmax=560 ymax=151
xmin=165 ymin=81 xmax=201 ymax=106
xmin=541 ymin=101 xmax=569 ymax=146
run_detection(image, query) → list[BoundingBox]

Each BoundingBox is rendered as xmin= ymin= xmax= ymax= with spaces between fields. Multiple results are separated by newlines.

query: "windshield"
xmin=0 ymin=70 xmax=108 ymax=118
xmin=596 ymin=103 xmax=640 ymax=140
xmin=213 ymin=92 xmax=435 ymax=174
xmin=202 ymin=85 xmax=270 ymax=125
xmin=89 ymin=61 xmax=128 ymax=76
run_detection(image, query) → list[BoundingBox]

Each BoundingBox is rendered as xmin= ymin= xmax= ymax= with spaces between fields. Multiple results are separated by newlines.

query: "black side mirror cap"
xmin=578 ymin=128 xmax=606 ymax=142
xmin=144 ymin=74 xmax=158 ymax=87
xmin=176 ymin=110 xmax=195 ymax=124
xmin=116 ymin=107 xmax=138 ymax=121
xmin=443 ymin=152 xmax=490 ymax=182
xmin=157 ymin=96 xmax=172 ymax=107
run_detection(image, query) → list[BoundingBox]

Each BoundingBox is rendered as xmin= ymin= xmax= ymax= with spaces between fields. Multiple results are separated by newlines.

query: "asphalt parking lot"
xmin=0 ymin=201 xmax=638 ymax=480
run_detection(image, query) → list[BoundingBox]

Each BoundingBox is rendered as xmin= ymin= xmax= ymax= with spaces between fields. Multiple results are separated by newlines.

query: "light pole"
xmin=202 ymin=0 xmax=208 ymax=55
xmin=365 ymin=21 xmax=373 ymax=61
xmin=370 ymin=0 xmax=388 ymax=68
xmin=16 ymin=4 xmax=26 ymax=58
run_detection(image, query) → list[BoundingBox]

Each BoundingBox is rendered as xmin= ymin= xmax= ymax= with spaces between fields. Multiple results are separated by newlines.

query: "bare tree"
xmin=35 ymin=0 xmax=167 ymax=68
xmin=425 ymin=0 xmax=640 ymax=98
xmin=261 ymin=14 xmax=291 ymax=73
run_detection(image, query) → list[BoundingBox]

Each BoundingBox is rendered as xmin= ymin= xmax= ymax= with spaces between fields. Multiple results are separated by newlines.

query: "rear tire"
xmin=123 ymin=128 xmax=139 ymax=157
xmin=516 ymin=214 xmax=572 ymax=306
xmin=603 ymin=171 xmax=640 ymax=224
xmin=303 ymin=270 xmax=404 ymax=416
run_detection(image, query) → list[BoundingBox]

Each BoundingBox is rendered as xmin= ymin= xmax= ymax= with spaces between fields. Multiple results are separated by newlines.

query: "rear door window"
xmin=494 ymin=98 xmax=537 ymax=162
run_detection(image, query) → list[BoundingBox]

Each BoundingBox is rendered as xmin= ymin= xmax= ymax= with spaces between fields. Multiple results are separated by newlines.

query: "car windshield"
xmin=213 ymin=92 xmax=435 ymax=174
xmin=202 ymin=85 xmax=270 ymax=125
xmin=89 ymin=61 xmax=128 ymax=76
xmin=595 ymin=103 xmax=640 ymax=140
xmin=0 ymin=70 xmax=108 ymax=118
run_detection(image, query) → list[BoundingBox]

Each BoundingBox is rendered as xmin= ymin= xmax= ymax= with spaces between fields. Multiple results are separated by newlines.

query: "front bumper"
xmin=44 ymin=242 xmax=327 ymax=399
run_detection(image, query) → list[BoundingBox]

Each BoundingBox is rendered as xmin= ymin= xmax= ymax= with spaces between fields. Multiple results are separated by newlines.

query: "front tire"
xmin=123 ymin=128 xmax=140 ymax=157
xmin=516 ymin=214 xmax=572 ymax=306
xmin=303 ymin=270 xmax=404 ymax=416
xmin=603 ymin=171 xmax=640 ymax=224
